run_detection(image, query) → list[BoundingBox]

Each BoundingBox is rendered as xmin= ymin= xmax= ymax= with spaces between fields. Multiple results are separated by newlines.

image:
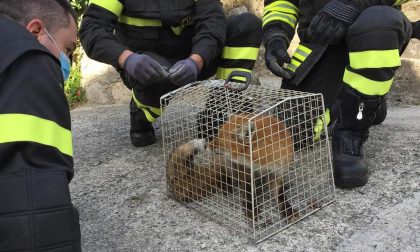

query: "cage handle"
xmin=224 ymin=71 xmax=252 ymax=91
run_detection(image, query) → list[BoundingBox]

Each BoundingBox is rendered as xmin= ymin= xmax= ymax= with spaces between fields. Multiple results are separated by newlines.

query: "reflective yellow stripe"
xmin=290 ymin=58 xmax=302 ymax=68
xmin=349 ymin=49 xmax=401 ymax=69
xmin=222 ymin=47 xmax=259 ymax=61
xmin=297 ymin=44 xmax=312 ymax=54
xmin=343 ymin=68 xmax=393 ymax=96
xmin=90 ymin=0 xmax=123 ymax=16
xmin=264 ymin=4 xmax=299 ymax=16
xmin=132 ymin=90 xmax=160 ymax=123
xmin=0 ymin=114 xmax=73 ymax=156
xmin=265 ymin=0 xmax=299 ymax=14
xmin=215 ymin=68 xmax=252 ymax=81
xmin=293 ymin=51 xmax=306 ymax=61
xmin=313 ymin=108 xmax=330 ymax=141
xmin=263 ymin=12 xmax=297 ymax=29
xmin=119 ymin=15 xmax=162 ymax=27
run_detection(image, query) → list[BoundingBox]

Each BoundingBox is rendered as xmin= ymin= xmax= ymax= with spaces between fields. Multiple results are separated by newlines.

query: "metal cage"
xmin=161 ymin=76 xmax=335 ymax=243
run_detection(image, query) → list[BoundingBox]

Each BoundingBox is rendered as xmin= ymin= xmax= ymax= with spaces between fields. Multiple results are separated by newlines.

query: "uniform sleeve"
xmin=263 ymin=0 xmax=300 ymax=41
xmin=354 ymin=0 xmax=412 ymax=9
xmin=0 ymin=51 xmax=74 ymax=180
xmin=191 ymin=0 xmax=227 ymax=67
xmin=80 ymin=0 xmax=126 ymax=68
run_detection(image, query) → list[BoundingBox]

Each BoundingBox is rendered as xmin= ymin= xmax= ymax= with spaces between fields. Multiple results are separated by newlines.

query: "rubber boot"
xmin=332 ymin=85 xmax=383 ymax=188
xmin=129 ymin=100 xmax=156 ymax=147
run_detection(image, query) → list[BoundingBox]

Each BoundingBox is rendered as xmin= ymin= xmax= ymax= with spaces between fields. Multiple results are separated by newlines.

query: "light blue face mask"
xmin=45 ymin=29 xmax=71 ymax=81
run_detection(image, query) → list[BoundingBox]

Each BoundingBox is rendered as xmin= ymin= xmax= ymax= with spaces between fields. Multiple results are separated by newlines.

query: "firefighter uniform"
xmin=80 ymin=0 xmax=262 ymax=146
xmin=0 ymin=16 xmax=81 ymax=251
xmin=263 ymin=0 xmax=413 ymax=187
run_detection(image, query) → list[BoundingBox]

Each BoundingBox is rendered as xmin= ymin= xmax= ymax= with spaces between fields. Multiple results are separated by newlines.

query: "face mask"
xmin=45 ymin=29 xmax=71 ymax=81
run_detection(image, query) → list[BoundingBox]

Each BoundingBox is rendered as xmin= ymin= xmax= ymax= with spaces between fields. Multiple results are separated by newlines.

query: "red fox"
xmin=166 ymin=113 xmax=297 ymax=221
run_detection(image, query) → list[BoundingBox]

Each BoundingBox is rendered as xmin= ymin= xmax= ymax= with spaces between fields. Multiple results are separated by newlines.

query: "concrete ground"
xmin=70 ymin=91 xmax=420 ymax=251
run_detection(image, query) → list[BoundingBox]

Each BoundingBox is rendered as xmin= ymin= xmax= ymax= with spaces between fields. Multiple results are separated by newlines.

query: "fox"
xmin=166 ymin=112 xmax=297 ymax=221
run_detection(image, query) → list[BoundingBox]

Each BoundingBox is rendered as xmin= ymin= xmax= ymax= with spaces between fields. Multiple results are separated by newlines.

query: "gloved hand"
xmin=124 ymin=53 xmax=168 ymax=85
xmin=306 ymin=0 xmax=361 ymax=45
xmin=264 ymin=35 xmax=293 ymax=79
xmin=411 ymin=21 xmax=420 ymax=40
xmin=168 ymin=58 xmax=199 ymax=86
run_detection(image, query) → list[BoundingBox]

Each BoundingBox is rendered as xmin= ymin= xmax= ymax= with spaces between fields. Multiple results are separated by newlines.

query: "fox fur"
xmin=166 ymin=113 xmax=297 ymax=221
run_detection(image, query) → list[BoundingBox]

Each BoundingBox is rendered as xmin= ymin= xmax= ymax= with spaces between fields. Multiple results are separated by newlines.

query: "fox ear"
xmin=236 ymin=121 xmax=256 ymax=143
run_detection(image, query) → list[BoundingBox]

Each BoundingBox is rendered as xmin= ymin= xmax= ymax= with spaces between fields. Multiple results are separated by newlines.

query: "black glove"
xmin=124 ymin=53 xmax=168 ymax=85
xmin=168 ymin=58 xmax=199 ymax=86
xmin=264 ymin=33 xmax=293 ymax=79
xmin=411 ymin=21 xmax=420 ymax=40
xmin=306 ymin=0 xmax=361 ymax=45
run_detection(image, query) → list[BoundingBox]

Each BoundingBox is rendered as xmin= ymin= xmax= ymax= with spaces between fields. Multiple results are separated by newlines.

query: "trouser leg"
xmin=197 ymin=13 xmax=262 ymax=139
xmin=333 ymin=6 xmax=412 ymax=188
xmin=121 ymin=52 xmax=176 ymax=146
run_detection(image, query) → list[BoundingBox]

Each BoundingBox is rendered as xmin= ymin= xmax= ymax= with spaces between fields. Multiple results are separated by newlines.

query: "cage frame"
xmin=160 ymin=80 xmax=336 ymax=243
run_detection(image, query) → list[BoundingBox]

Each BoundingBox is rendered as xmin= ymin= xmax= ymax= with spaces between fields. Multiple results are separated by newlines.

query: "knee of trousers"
xmin=0 ymin=172 xmax=81 ymax=250
xmin=347 ymin=6 xmax=412 ymax=51
xmin=226 ymin=13 xmax=262 ymax=46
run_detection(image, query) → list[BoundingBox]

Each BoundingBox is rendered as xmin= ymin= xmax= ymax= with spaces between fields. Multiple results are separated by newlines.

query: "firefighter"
xmin=0 ymin=0 xmax=81 ymax=250
xmin=80 ymin=0 xmax=262 ymax=147
xmin=262 ymin=0 xmax=417 ymax=188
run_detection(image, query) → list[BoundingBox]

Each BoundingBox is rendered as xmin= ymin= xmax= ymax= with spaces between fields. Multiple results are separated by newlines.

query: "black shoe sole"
xmin=130 ymin=132 xmax=156 ymax=147
xmin=334 ymin=175 xmax=368 ymax=188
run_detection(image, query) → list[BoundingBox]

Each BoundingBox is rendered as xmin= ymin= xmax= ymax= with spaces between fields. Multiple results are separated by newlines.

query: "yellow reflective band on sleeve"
xmin=132 ymin=90 xmax=160 ymax=123
xmin=90 ymin=0 xmax=123 ymax=16
xmin=313 ymin=108 xmax=330 ymax=141
xmin=119 ymin=15 xmax=162 ymax=27
xmin=343 ymin=68 xmax=393 ymax=96
xmin=215 ymin=68 xmax=252 ymax=81
xmin=263 ymin=12 xmax=297 ymax=29
xmin=0 ymin=114 xmax=73 ymax=157
xmin=222 ymin=47 xmax=259 ymax=61
xmin=349 ymin=49 xmax=401 ymax=69
xmin=286 ymin=58 xmax=302 ymax=72
xmin=265 ymin=0 xmax=299 ymax=14
xmin=297 ymin=44 xmax=312 ymax=54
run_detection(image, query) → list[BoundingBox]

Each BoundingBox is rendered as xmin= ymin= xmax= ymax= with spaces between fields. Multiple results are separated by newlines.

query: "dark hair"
xmin=0 ymin=0 xmax=77 ymax=31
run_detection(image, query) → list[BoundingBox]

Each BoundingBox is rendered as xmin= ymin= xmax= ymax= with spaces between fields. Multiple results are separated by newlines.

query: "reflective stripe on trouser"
xmin=0 ymin=113 xmax=73 ymax=156
xmin=344 ymin=6 xmax=412 ymax=96
xmin=132 ymin=90 xmax=161 ymax=123
xmin=215 ymin=13 xmax=262 ymax=82
xmin=313 ymin=108 xmax=331 ymax=141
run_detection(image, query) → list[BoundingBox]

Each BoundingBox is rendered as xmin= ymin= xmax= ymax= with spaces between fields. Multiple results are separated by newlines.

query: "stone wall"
xmin=81 ymin=1 xmax=419 ymax=105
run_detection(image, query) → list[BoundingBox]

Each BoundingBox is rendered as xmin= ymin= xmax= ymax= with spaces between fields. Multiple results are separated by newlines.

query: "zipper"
xmin=357 ymin=102 xmax=364 ymax=120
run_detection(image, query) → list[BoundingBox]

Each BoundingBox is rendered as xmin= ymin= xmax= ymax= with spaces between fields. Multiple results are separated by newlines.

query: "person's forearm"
xmin=189 ymin=53 xmax=204 ymax=71
xmin=118 ymin=50 xmax=134 ymax=69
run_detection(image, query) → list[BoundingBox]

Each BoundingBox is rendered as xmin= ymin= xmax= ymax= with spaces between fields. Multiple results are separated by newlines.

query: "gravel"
xmin=70 ymin=102 xmax=420 ymax=252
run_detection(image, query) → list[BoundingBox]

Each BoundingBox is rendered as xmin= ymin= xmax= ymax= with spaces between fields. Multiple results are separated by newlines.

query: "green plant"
xmin=65 ymin=39 xmax=86 ymax=108
xmin=70 ymin=0 xmax=89 ymax=16
xmin=64 ymin=0 xmax=89 ymax=108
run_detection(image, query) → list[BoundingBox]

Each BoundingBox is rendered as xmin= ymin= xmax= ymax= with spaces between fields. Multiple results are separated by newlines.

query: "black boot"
xmin=332 ymin=85 xmax=383 ymax=188
xmin=129 ymin=101 xmax=156 ymax=147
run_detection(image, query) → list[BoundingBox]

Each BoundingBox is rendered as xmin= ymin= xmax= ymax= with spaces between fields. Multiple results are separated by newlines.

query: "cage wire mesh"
xmin=161 ymin=79 xmax=335 ymax=242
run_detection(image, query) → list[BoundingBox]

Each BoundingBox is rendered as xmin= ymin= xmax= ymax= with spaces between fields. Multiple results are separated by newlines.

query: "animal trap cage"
xmin=161 ymin=73 xmax=335 ymax=243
